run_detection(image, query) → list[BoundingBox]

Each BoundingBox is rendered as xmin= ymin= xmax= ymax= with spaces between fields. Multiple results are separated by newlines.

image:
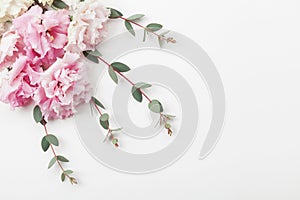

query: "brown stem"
xmin=34 ymin=0 xmax=48 ymax=11
xmin=97 ymin=56 xmax=152 ymax=103
xmin=43 ymin=124 xmax=71 ymax=179
xmin=93 ymin=101 xmax=103 ymax=116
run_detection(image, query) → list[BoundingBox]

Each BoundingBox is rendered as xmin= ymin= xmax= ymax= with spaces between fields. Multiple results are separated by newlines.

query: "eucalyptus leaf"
xmin=61 ymin=173 xmax=66 ymax=182
xmin=57 ymin=155 xmax=69 ymax=162
xmin=131 ymin=89 xmax=143 ymax=102
xmin=109 ymin=8 xmax=123 ymax=19
xmin=111 ymin=128 xmax=123 ymax=132
xmin=83 ymin=51 xmax=99 ymax=63
xmin=112 ymin=138 xmax=118 ymax=145
xmin=91 ymin=97 xmax=105 ymax=109
xmin=125 ymin=21 xmax=135 ymax=36
xmin=160 ymin=30 xmax=171 ymax=36
xmin=148 ymin=100 xmax=163 ymax=113
xmin=48 ymin=157 xmax=56 ymax=169
xmin=64 ymin=170 xmax=74 ymax=175
xmin=165 ymin=114 xmax=176 ymax=118
xmin=111 ymin=62 xmax=130 ymax=72
xmin=100 ymin=119 xmax=109 ymax=130
xmin=33 ymin=105 xmax=43 ymax=123
xmin=41 ymin=137 xmax=50 ymax=152
xmin=131 ymin=82 xmax=151 ymax=103
xmin=134 ymin=82 xmax=152 ymax=89
xmin=127 ymin=14 xmax=145 ymax=21
xmin=45 ymin=134 xmax=59 ymax=146
xmin=158 ymin=37 xmax=164 ymax=48
xmin=165 ymin=123 xmax=171 ymax=129
xmin=143 ymin=29 xmax=147 ymax=42
xmin=108 ymin=67 xmax=118 ymax=84
xmin=83 ymin=49 xmax=102 ymax=57
xmin=100 ymin=113 xmax=109 ymax=122
xmin=146 ymin=23 xmax=163 ymax=32
xmin=70 ymin=177 xmax=78 ymax=185
xmin=52 ymin=0 xmax=68 ymax=9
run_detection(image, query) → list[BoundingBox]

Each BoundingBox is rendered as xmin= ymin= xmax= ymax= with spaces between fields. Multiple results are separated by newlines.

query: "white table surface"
xmin=0 ymin=0 xmax=300 ymax=199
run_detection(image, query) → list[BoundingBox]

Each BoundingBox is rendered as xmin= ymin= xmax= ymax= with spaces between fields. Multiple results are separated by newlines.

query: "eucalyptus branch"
xmin=34 ymin=0 xmax=69 ymax=10
xmin=91 ymin=97 xmax=120 ymax=147
xmin=84 ymin=53 xmax=175 ymax=136
xmin=119 ymin=16 xmax=176 ymax=44
xmin=33 ymin=106 xmax=77 ymax=185
xmin=108 ymin=8 xmax=176 ymax=45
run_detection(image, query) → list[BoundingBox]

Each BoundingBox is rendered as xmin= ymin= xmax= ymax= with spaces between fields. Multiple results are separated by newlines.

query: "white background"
xmin=1 ymin=0 xmax=300 ymax=199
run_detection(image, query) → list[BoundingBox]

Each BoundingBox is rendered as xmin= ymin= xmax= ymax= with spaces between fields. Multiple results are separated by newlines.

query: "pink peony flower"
xmin=0 ymin=6 xmax=71 ymax=109
xmin=13 ymin=5 xmax=70 ymax=69
xmin=65 ymin=0 xmax=110 ymax=52
xmin=0 ymin=56 xmax=40 ymax=107
xmin=0 ymin=28 xmax=24 ymax=70
xmin=34 ymin=52 xmax=91 ymax=120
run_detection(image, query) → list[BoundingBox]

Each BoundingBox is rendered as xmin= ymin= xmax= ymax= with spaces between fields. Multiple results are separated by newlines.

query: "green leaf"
xmin=165 ymin=123 xmax=171 ymax=129
xmin=125 ymin=21 xmax=135 ymax=36
xmin=91 ymin=97 xmax=105 ymax=109
xmin=41 ymin=137 xmax=50 ymax=152
xmin=83 ymin=49 xmax=102 ymax=57
xmin=134 ymin=82 xmax=152 ymax=89
xmin=112 ymin=138 xmax=118 ymax=145
xmin=131 ymin=82 xmax=151 ymax=103
xmin=83 ymin=51 xmax=99 ymax=63
xmin=108 ymin=67 xmax=118 ymax=84
xmin=57 ymin=155 xmax=69 ymax=162
xmin=158 ymin=37 xmax=164 ymax=48
xmin=160 ymin=30 xmax=171 ymax=36
xmin=45 ymin=134 xmax=59 ymax=146
xmin=165 ymin=114 xmax=176 ymax=118
xmin=64 ymin=170 xmax=74 ymax=175
xmin=100 ymin=113 xmax=109 ymax=122
xmin=143 ymin=29 xmax=147 ymax=42
xmin=48 ymin=157 xmax=56 ymax=169
xmin=131 ymin=88 xmax=143 ymax=102
xmin=148 ymin=100 xmax=163 ymax=113
xmin=61 ymin=173 xmax=66 ymax=182
xmin=108 ymin=8 xmax=123 ymax=19
xmin=111 ymin=62 xmax=130 ymax=72
xmin=100 ymin=119 xmax=109 ymax=130
xmin=33 ymin=105 xmax=43 ymax=123
xmin=111 ymin=128 xmax=123 ymax=132
xmin=52 ymin=0 xmax=68 ymax=9
xmin=146 ymin=23 xmax=163 ymax=32
xmin=127 ymin=14 xmax=145 ymax=21
xmin=70 ymin=177 xmax=78 ymax=185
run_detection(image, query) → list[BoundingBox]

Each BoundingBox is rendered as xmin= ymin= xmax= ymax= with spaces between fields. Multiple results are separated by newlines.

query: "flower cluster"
xmin=0 ymin=0 xmax=110 ymax=120
xmin=0 ymin=0 xmax=176 ymax=185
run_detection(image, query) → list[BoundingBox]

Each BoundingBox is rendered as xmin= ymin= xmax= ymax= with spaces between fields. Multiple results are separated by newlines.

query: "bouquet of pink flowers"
xmin=0 ymin=0 xmax=176 ymax=184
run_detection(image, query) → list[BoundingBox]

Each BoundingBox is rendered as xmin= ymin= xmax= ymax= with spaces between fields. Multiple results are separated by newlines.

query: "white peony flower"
xmin=0 ymin=0 xmax=33 ymax=35
xmin=37 ymin=0 xmax=54 ymax=6
xmin=65 ymin=0 xmax=110 ymax=52
xmin=63 ymin=0 xmax=80 ymax=8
